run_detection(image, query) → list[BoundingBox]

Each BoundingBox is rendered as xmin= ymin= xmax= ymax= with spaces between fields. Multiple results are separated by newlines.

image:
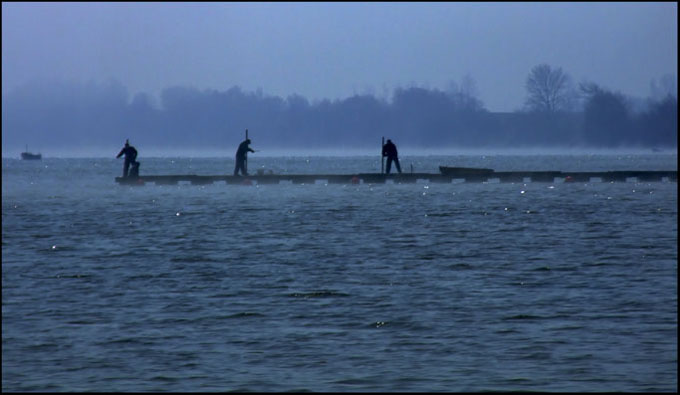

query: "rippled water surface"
xmin=2 ymin=154 xmax=677 ymax=391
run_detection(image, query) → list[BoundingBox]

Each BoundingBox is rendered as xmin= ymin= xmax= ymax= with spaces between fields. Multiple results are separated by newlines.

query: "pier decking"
xmin=115 ymin=170 xmax=677 ymax=185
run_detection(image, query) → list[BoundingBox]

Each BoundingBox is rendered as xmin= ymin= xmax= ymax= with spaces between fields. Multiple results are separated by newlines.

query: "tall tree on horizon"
xmin=524 ymin=64 xmax=574 ymax=113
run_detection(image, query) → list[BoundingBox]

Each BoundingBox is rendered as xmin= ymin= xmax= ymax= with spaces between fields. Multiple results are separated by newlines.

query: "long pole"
xmin=381 ymin=136 xmax=385 ymax=175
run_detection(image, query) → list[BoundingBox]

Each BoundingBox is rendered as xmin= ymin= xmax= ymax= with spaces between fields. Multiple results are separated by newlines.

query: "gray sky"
xmin=2 ymin=2 xmax=677 ymax=112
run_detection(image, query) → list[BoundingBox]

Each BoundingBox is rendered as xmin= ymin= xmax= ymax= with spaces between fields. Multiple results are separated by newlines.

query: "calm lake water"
xmin=2 ymin=153 xmax=677 ymax=391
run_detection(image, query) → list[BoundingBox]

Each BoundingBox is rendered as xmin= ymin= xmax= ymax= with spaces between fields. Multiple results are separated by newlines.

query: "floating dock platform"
xmin=116 ymin=169 xmax=677 ymax=185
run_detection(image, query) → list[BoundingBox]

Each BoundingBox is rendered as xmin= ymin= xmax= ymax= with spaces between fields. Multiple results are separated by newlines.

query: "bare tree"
xmin=525 ymin=64 xmax=573 ymax=113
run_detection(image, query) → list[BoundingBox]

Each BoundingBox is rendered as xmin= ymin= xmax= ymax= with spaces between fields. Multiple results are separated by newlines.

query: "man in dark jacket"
xmin=382 ymin=139 xmax=402 ymax=175
xmin=116 ymin=139 xmax=139 ymax=177
xmin=234 ymin=138 xmax=255 ymax=176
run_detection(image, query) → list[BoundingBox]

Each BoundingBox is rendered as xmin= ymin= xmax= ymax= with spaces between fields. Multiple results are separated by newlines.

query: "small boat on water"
xmin=21 ymin=145 xmax=42 ymax=160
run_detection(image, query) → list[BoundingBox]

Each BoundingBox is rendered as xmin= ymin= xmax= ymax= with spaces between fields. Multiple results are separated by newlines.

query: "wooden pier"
xmin=115 ymin=169 xmax=677 ymax=185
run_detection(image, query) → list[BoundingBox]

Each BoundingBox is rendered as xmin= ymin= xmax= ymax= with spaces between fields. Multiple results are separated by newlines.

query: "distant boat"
xmin=21 ymin=145 xmax=42 ymax=160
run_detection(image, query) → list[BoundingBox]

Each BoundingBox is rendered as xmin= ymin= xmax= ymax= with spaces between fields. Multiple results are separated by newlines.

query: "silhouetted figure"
xmin=116 ymin=139 xmax=139 ymax=177
xmin=234 ymin=138 xmax=255 ymax=176
xmin=382 ymin=139 xmax=402 ymax=174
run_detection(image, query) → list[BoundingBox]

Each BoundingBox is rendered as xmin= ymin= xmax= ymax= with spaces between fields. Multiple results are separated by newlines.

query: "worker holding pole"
xmin=234 ymin=129 xmax=255 ymax=176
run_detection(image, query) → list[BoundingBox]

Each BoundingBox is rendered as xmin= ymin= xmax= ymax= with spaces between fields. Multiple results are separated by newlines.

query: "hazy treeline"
xmin=2 ymin=70 xmax=677 ymax=153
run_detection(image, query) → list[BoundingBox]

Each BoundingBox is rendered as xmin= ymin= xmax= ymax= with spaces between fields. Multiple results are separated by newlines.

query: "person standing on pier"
xmin=116 ymin=139 xmax=139 ymax=177
xmin=234 ymin=138 xmax=255 ymax=176
xmin=382 ymin=139 xmax=402 ymax=175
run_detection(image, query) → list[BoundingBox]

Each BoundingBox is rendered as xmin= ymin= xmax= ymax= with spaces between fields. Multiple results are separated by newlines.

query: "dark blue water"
xmin=2 ymin=154 xmax=677 ymax=391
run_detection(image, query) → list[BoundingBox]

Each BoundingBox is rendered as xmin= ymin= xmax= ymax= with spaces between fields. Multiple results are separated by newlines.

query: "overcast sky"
xmin=2 ymin=2 xmax=677 ymax=112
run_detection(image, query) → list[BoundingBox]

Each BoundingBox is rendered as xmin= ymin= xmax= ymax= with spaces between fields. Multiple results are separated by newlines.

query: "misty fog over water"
xmin=2 ymin=78 xmax=677 ymax=158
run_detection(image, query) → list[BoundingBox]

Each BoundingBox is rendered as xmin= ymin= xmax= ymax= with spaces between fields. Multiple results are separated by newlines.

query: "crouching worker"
xmin=116 ymin=139 xmax=140 ymax=177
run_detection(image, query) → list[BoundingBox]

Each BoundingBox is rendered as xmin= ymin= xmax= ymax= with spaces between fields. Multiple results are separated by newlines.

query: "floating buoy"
xmin=565 ymin=176 xmax=574 ymax=182
xmin=351 ymin=176 xmax=360 ymax=184
xmin=242 ymin=178 xmax=253 ymax=186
